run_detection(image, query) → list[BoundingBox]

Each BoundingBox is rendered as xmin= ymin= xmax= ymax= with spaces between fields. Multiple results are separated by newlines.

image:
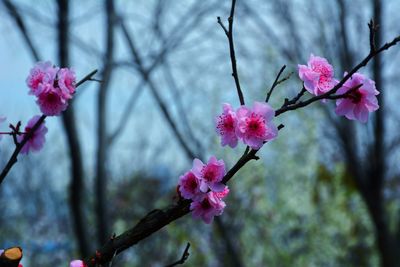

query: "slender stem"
xmin=0 ymin=132 xmax=25 ymax=135
xmin=266 ymin=65 xmax=286 ymax=102
xmin=218 ymin=0 xmax=245 ymax=105
xmin=165 ymin=243 xmax=191 ymax=267
xmin=76 ymin=69 xmax=98 ymax=87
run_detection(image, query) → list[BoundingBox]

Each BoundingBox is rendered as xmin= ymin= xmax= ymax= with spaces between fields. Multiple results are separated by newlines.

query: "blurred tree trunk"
xmin=362 ymin=1 xmax=398 ymax=266
xmin=57 ymin=0 xmax=90 ymax=257
xmin=95 ymin=0 xmax=116 ymax=245
xmin=336 ymin=0 xmax=398 ymax=265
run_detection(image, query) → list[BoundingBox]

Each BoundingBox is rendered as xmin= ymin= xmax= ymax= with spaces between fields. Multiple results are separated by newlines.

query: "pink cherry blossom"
xmin=236 ymin=101 xmax=278 ymax=150
xmin=26 ymin=61 xmax=58 ymax=96
xmin=70 ymin=260 xmax=86 ymax=267
xmin=190 ymin=191 xmax=226 ymax=224
xmin=298 ymin=54 xmax=335 ymax=95
xmin=216 ymin=103 xmax=238 ymax=148
xmin=57 ymin=67 xmax=76 ymax=99
xmin=192 ymin=156 xmax=226 ymax=193
xmin=36 ymin=83 xmax=69 ymax=116
xmin=214 ymin=186 xmax=229 ymax=199
xmin=18 ymin=115 xmax=48 ymax=154
xmin=178 ymin=171 xmax=204 ymax=201
xmin=335 ymin=72 xmax=379 ymax=123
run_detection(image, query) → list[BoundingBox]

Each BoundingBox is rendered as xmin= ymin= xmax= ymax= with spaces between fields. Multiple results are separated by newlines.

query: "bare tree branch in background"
xmin=108 ymin=1 xmax=217 ymax=146
xmin=118 ymin=18 xmax=197 ymax=160
xmin=95 ymin=0 xmax=116 ymax=246
xmin=57 ymin=0 xmax=91 ymax=257
xmin=1 ymin=0 xmax=40 ymax=62
xmin=164 ymin=242 xmax=191 ymax=267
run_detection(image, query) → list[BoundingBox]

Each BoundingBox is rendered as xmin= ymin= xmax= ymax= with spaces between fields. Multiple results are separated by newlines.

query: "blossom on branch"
xmin=26 ymin=61 xmax=58 ymax=96
xmin=36 ymin=83 xmax=69 ymax=116
xmin=192 ymin=156 xmax=226 ymax=193
xmin=26 ymin=61 xmax=76 ymax=116
xmin=178 ymin=156 xmax=228 ymax=223
xmin=178 ymin=171 xmax=203 ymax=201
xmin=190 ymin=189 xmax=228 ymax=224
xmin=298 ymin=54 xmax=335 ymax=95
xmin=236 ymin=102 xmax=278 ymax=149
xmin=216 ymin=103 xmax=238 ymax=148
xmin=17 ymin=115 xmax=48 ymax=154
xmin=335 ymin=72 xmax=379 ymax=123
xmin=58 ymin=68 xmax=76 ymax=99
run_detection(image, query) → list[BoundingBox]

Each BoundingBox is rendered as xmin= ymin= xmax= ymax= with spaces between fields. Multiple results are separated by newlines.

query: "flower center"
xmin=245 ymin=114 xmax=265 ymax=137
xmin=202 ymin=167 xmax=216 ymax=182
xmin=217 ymin=114 xmax=235 ymax=134
xmin=188 ymin=175 xmax=198 ymax=191
xmin=46 ymin=92 xmax=58 ymax=103
xmin=200 ymin=198 xmax=212 ymax=210
xmin=348 ymin=90 xmax=363 ymax=103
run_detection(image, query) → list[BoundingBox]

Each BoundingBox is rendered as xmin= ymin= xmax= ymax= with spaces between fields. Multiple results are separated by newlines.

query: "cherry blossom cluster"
xmin=178 ymin=156 xmax=229 ymax=223
xmin=216 ymin=101 xmax=278 ymax=149
xmin=26 ymin=61 xmax=76 ymax=116
xmin=299 ymin=54 xmax=379 ymax=123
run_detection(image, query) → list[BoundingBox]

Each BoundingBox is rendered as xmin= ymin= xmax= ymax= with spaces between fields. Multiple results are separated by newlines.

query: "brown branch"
xmin=324 ymin=84 xmax=363 ymax=100
xmin=0 ymin=70 xmax=97 ymax=186
xmin=165 ymin=243 xmax=191 ymax=267
xmin=265 ymin=65 xmax=287 ymax=102
xmin=217 ymin=0 xmax=245 ymax=105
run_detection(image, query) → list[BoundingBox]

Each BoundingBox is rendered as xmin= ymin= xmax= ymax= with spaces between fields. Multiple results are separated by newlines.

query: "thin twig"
xmin=165 ymin=243 xmax=191 ymax=267
xmin=280 ymin=87 xmax=307 ymax=109
xmin=217 ymin=17 xmax=228 ymax=36
xmin=76 ymin=69 xmax=98 ymax=87
xmin=265 ymin=65 xmax=286 ymax=102
xmin=217 ymin=0 xmax=245 ymax=105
